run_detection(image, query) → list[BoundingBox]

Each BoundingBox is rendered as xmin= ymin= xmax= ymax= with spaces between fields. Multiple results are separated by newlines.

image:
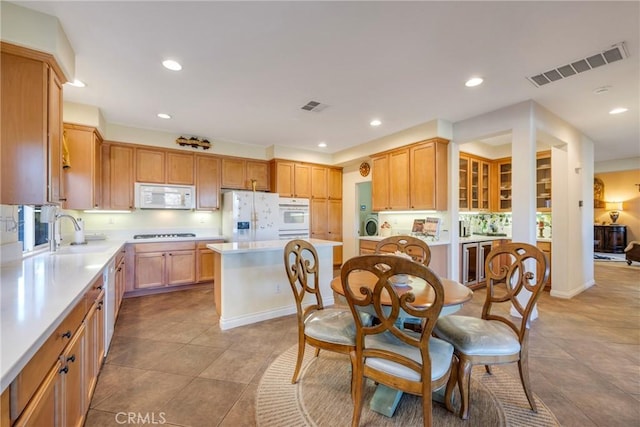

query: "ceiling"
xmin=14 ymin=1 xmax=640 ymax=162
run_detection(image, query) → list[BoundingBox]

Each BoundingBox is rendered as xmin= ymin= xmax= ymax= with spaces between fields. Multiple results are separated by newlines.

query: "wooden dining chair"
xmin=284 ymin=239 xmax=359 ymax=384
xmin=341 ymin=254 xmax=454 ymax=427
xmin=434 ymin=242 xmax=549 ymax=419
xmin=375 ymin=235 xmax=431 ymax=266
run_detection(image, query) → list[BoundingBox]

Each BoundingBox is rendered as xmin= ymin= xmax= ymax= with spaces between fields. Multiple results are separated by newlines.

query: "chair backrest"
xmin=340 ymin=254 xmax=444 ymax=380
xmin=284 ymin=240 xmax=323 ymax=322
xmin=375 ymin=235 xmax=431 ymax=266
xmin=483 ymin=242 xmax=549 ymax=343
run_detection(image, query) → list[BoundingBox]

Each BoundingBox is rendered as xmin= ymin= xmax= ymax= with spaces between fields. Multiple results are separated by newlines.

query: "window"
xmin=18 ymin=205 xmax=49 ymax=252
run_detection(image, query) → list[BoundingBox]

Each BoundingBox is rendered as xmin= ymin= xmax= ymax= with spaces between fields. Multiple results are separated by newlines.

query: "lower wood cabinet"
xmin=536 ymin=241 xmax=552 ymax=290
xmin=196 ymin=241 xmax=222 ymax=283
xmin=9 ymin=274 xmax=107 ymax=427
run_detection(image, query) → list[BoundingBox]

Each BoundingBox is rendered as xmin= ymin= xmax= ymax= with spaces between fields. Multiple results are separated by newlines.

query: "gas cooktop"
xmin=133 ymin=233 xmax=196 ymax=239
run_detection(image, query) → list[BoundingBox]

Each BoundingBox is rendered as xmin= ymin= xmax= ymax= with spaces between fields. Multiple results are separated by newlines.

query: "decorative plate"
xmin=359 ymin=162 xmax=370 ymax=177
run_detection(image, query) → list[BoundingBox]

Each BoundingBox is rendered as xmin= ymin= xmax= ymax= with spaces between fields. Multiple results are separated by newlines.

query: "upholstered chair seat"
xmin=434 ymin=316 xmax=520 ymax=356
xmin=304 ymin=308 xmax=357 ymax=345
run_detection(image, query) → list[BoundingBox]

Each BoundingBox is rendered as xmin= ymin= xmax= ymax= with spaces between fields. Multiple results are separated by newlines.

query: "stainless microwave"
xmin=134 ymin=183 xmax=195 ymax=210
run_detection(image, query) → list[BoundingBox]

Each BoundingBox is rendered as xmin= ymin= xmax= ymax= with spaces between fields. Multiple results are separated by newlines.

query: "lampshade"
xmin=606 ymin=202 xmax=623 ymax=211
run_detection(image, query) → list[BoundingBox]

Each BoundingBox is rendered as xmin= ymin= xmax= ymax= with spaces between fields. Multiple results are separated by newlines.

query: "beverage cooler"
xmin=460 ymin=241 xmax=493 ymax=287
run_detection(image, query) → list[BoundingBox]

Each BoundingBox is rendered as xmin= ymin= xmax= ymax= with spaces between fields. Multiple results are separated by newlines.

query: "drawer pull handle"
xmin=67 ymin=354 xmax=76 ymax=363
xmin=97 ymin=303 xmax=103 ymax=311
xmin=59 ymin=366 xmax=69 ymax=374
xmin=97 ymin=285 xmax=103 ymax=290
xmin=61 ymin=330 xmax=72 ymax=339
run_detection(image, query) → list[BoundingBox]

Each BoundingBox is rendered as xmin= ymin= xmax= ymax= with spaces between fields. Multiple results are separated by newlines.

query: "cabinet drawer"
xmin=10 ymin=299 xmax=86 ymax=420
xmin=133 ymin=242 xmax=196 ymax=253
xmin=359 ymin=240 xmax=378 ymax=253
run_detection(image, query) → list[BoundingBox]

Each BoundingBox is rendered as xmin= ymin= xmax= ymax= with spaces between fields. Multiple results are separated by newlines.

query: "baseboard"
xmin=220 ymin=305 xmax=298 ymax=330
xmin=550 ymin=279 xmax=595 ymax=298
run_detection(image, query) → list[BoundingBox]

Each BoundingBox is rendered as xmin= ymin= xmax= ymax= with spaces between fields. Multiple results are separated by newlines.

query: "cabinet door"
xmin=167 ymin=250 xmax=196 ymax=286
xmin=480 ymin=161 xmax=490 ymax=211
xmin=605 ymin=227 xmax=627 ymax=253
xmin=195 ymin=155 xmax=221 ymax=210
xmin=134 ymin=252 xmax=166 ymax=289
xmin=167 ymin=152 xmax=194 ymax=185
xmin=60 ymin=323 xmax=86 ymax=427
xmin=536 ymin=241 xmax=552 ymax=288
xmin=48 ymin=67 xmax=65 ymax=204
xmin=459 ymin=155 xmax=469 ymax=210
xmin=497 ymin=160 xmax=512 ymax=211
xmin=246 ymin=160 xmax=270 ymax=191
xmin=328 ymin=168 xmax=342 ymax=200
xmin=115 ymin=255 xmax=126 ymax=317
xmin=328 ymin=199 xmax=342 ymax=266
xmin=410 ymin=143 xmax=436 ymax=210
xmin=108 ymin=144 xmax=134 ymax=210
xmin=196 ymin=243 xmax=216 ymax=283
xmin=221 ymin=158 xmax=246 ymax=189
xmin=594 ymin=226 xmax=605 ymax=252
xmin=13 ymin=362 xmax=62 ymax=427
xmin=294 ymin=164 xmax=311 ymax=198
xmin=273 ymin=161 xmax=295 ymax=197
xmin=311 ymin=166 xmax=328 ymax=199
xmin=310 ymin=198 xmax=328 ymax=240
xmin=1 ymin=51 xmax=48 ymax=205
xmin=389 ymin=149 xmax=410 ymax=210
xmin=63 ymin=125 xmax=102 ymax=210
xmin=136 ymin=148 xmax=165 ymax=183
xmin=371 ymin=155 xmax=390 ymax=211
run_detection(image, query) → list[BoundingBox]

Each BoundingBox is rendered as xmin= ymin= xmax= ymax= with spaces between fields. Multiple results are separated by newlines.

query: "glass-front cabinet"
xmin=459 ymin=156 xmax=469 ymax=210
xmin=497 ymin=158 xmax=512 ymax=212
xmin=460 ymin=153 xmax=490 ymax=212
xmin=536 ymin=151 xmax=551 ymax=212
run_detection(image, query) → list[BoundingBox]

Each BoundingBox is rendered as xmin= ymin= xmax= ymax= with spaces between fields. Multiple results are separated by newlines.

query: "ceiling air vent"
xmin=527 ymin=42 xmax=629 ymax=88
xmin=301 ymin=100 xmax=328 ymax=112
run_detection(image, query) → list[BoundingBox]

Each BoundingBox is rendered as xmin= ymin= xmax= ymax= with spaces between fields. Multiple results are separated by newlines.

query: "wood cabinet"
xmin=63 ymin=124 xmax=103 ymax=210
xmin=328 ymin=168 xmax=342 ymax=200
xmin=131 ymin=242 xmax=197 ymax=291
xmin=102 ymin=143 xmax=134 ymax=210
xmin=195 ymin=155 xmax=221 ymax=210
xmin=594 ymin=225 xmax=627 ymax=253
xmin=1 ymin=43 xmax=66 ymax=205
xmin=311 ymin=166 xmax=328 ymax=199
xmin=221 ymin=157 xmax=270 ymax=191
xmin=459 ymin=153 xmax=491 ymax=211
xmin=536 ymin=151 xmax=551 ymax=212
xmin=372 ymin=138 xmax=448 ymax=211
xmin=9 ymin=272 xmax=108 ymax=427
xmin=114 ymin=249 xmax=126 ymax=319
xmin=496 ymin=158 xmax=512 ymax=212
xmin=270 ymin=160 xmax=312 ymax=198
xmin=136 ymin=147 xmax=194 ymax=185
xmin=196 ymin=241 xmax=223 ymax=283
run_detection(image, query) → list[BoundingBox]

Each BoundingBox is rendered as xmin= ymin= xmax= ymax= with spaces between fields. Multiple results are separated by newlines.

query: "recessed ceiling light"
xmin=465 ymin=77 xmax=484 ymax=87
xmin=318 ymin=142 xmax=327 ymax=148
xmin=157 ymin=113 xmax=171 ymax=119
xmin=593 ymin=86 xmax=611 ymax=95
xmin=370 ymin=119 xmax=382 ymax=127
xmin=609 ymin=107 xmax=628 ymax=115
xmin=67 ymin=79 xmax=86 ymax=88
xmin=162 ymin=59 xmax=182 ymax=71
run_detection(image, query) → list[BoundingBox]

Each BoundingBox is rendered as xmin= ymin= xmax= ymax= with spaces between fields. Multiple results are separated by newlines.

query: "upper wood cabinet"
xmin=328 ymin=167 xmax=342 ymax=200
xmin=372 ymin=138 xmax=448 ymax=211
xmin=221 ymin=157 xmax=270 ymax=191
xmin=1 ymin=43 xmax=66 ymax=205
xmin=459 ymin=152 xmax=490 ymax=212
xmin=311 ymin=166 xmax=328 ymax=199
xmin=195 ymin=155 xmax=221 ymax=210
xmin=496 ymin=158 xmax=512 ymax=212
xmin=63 ymin=124 xmax=103 ymax=210
xmin=135 ymin=147 xmax=194 ymax=185
xmin=270 ymin=160 xmax=311 ymax=198
xmin=102 ymin=143 xmax=134 ymax=210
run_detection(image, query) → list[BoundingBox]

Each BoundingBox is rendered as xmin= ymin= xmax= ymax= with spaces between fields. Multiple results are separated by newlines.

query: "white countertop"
xmin=359 ymin=235 xmax=450 ymax=247
xmin=0 ymin=239 xmax=126 ymax=391
xmin=361 ymin=234 xmax=551 ymax=244
xmin=207 ymin=238 xmax=341 ymax=254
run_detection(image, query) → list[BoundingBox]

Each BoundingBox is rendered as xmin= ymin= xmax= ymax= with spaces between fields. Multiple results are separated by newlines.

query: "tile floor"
xmin=85 ymin=262 xmax=639 ymax=426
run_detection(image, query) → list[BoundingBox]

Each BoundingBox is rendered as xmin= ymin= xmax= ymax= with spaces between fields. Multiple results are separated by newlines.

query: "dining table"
xmin=330 ymin=270 xmax=474 ymax=417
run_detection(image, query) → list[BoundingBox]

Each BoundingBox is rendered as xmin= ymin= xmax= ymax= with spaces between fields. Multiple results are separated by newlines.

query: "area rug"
xmin=256 ymin=345 xmax=559 ymax=427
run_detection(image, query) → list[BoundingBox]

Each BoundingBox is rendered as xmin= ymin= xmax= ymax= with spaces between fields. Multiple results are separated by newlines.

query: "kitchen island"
xmin=207 ymin=239 xmax=341 ymax=330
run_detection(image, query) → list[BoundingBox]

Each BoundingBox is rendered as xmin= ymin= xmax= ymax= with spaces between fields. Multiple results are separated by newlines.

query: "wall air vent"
xmin=301 ymin=100 xmax=328 ymax=112
xmin=527 ymin=42 xmax=629 ymax=88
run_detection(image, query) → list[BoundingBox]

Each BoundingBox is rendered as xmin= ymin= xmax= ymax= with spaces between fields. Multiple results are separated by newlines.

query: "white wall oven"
xmin=278 ymin=197 xmax=310 ymax=240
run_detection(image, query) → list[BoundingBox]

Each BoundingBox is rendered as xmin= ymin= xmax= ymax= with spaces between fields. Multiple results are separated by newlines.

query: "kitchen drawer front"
xmin=359 ymin=239 xmax=378 ymax=254
xmin=133 ymin=241 xmax=196 ymax=253
xmin=10 ymin=298 xmax=86 ymax=420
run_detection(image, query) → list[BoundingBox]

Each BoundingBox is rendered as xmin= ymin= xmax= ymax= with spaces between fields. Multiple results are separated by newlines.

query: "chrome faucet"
xmin=49 ymin=214 xmax=82 ymax=251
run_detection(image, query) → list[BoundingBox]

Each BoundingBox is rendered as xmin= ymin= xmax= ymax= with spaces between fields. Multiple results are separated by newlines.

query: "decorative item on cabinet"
xmin=176 ymin=136 xmax=212 ymax=150
xmin=606 ymin=201 xmax=623 ymax=224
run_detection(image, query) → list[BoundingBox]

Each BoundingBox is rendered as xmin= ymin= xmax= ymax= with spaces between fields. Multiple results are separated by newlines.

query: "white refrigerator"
xmin=222 ymin=190 xmax=280 ymax=241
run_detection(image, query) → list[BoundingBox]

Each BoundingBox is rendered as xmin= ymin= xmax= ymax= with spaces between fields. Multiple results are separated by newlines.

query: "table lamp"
xmin=606 ymin=202 xmax=623 ymax=223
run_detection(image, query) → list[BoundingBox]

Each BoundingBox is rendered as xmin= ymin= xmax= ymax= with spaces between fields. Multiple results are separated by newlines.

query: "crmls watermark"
xmin=115 ymin=412 xmax=167 ymax=424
